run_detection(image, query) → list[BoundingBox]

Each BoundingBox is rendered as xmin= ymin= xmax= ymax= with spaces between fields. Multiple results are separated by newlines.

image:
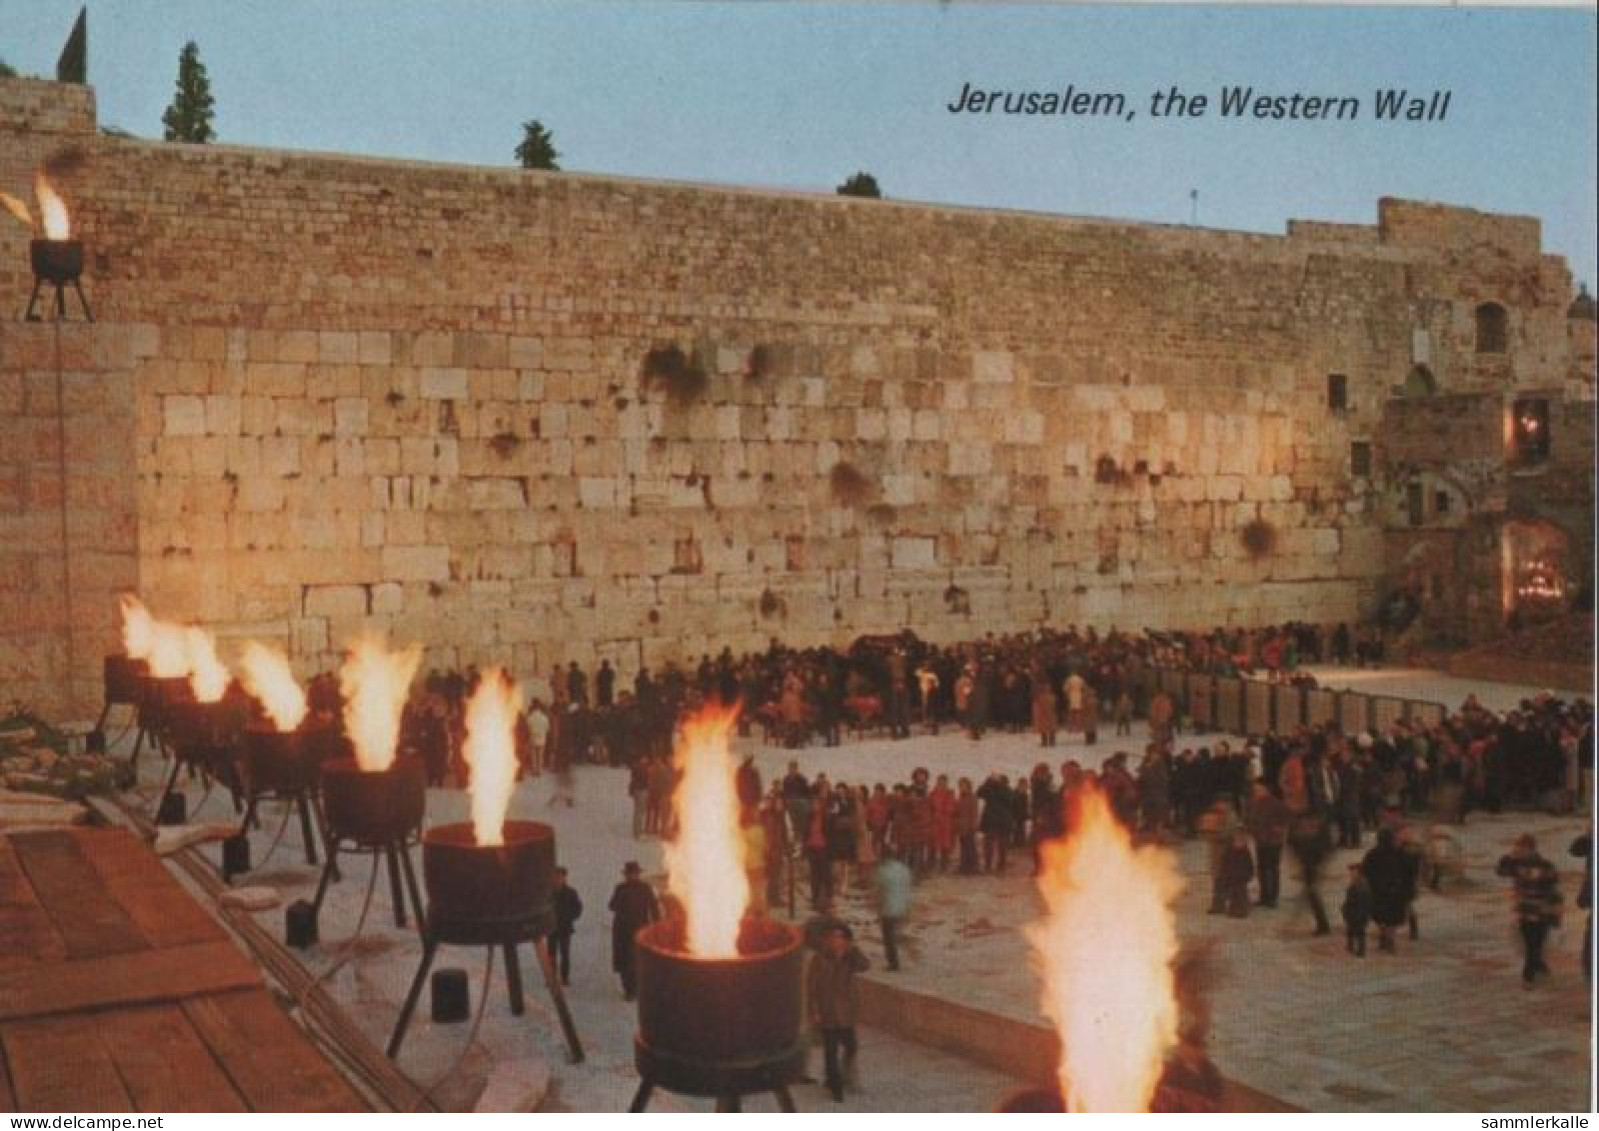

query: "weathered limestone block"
xmin=163 ymin=395 xmax=206 ymax=436
xmin=203 ymin=394 xmax=242 ymax=436
xmin=247 ymin=361 xmax=307 ymax=398
xmin=275 ymin=398 xmax=333 ymax=437
xmin=508 ymin=336 xmax=543 ymax=370
xmin=973 ymin=350 xmax=1014 ymax=385
xmin=420 ymin=367 xmax=468 ymax=400
xmin=947 ymin=442 xmax=991 ymax=476
xmin=1003 ymin=411 xmax=1044 ymax=446
xmin=573 ymin=439 xmax=624 ymax=478
xmin=466 ymin=478 xmax=527 ymax=510
xmin=334 ymin=397 xmax=369 ymax=436
xmin=383 ymin=544 xmax=451 ymax=582
xmin=577 ymin=477 xmax=620 ymax=509
xmin=410 ymin=331 xmax=454 ymax=367
xmin=712 ymin=476 xmax=760 ymax=509
xmin=357 ymin=331 xmax=392 ymax=366
xmin=304 ymin=584 xmax=368 ymax=618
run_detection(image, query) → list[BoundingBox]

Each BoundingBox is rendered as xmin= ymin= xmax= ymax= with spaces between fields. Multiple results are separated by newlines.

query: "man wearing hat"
xmin=609 ymin=861 xmax=661 ymax=1001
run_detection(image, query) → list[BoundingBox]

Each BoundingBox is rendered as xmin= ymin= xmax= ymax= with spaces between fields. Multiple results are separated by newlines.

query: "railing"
xmin=1141 ymin=667 xmax=1448 ymax=739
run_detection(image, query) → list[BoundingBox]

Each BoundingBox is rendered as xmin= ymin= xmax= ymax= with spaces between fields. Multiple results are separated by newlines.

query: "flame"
xmin=1 ymin=191 xmax=32 ymax=230
xmin=339 ymin=635 xmax=422 ymax=773
xmin=119 ymin=594 xmax=192 ymax=679
xmin=238 ymin=641 xmax=309 ymax=732
xmin=183 ymin=626 xmax=230 ymax=703
xmin=663 ymin=704 xmax=748 ymax=958
xmin=1026 ymin=784 xmax=1183 ymax=1113
xmin=462 ymin=668 xmax=524 ymax=847
xmin=35 ymin=173 xmax=69 ymax=240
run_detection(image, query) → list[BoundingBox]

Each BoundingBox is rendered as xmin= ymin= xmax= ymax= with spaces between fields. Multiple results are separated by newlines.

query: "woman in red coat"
xmin=929 ymin=774 xmax=958 ymax=872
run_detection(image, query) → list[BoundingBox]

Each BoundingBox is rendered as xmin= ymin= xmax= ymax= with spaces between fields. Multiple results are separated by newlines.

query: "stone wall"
xmin=0 ymin=76 xmax=1589 ymax=713
xmin=0 ymin=323 xmax=140 ymax=714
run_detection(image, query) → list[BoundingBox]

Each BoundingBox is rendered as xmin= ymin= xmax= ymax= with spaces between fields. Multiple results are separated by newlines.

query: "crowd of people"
xmin=308 ymin=618 xmax=1591 ymax=1016
xmin=374 ymin=619 xmax=1402 ymax=783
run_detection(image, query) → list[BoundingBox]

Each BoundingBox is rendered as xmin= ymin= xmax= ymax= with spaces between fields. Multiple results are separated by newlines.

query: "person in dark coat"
xmin=1214 ymin=828 xmax=1256 ymax=918
xmin=1341 ymin=862 xmax=1372 ymax=956
xmin=977 ymin=773 xmax=1013 ymax=873
xmin=550 ymin=866 xmax=582 ymax=985
xmin=809 ymin=923 xmax=869 ymax=1102
xmin=1244 ymin=781 xmax=1291 ymax=909
xmin=1498 ymin=833 xmax=1563 ymax=987
xmin=1288 ymin=811 xmax=1333 ymax=936
xmin=1361 ymin=827 xmax=1412 ymax=953
xmin=609 ymin=861 xmax=660 ymax=1000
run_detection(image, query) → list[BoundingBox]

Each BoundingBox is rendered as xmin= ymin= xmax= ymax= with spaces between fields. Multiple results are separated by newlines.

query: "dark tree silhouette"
xmin=162 ymin=41 xmax=215 ymax=143
xmin=516 ymin=119 xmax=560 ymax=171
xmin=836 ymin=171 xmax=883 ymax=198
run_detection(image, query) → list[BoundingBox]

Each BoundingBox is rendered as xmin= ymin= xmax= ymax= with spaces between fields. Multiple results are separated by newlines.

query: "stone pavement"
xmin=112 ymin=665 xmax=1593 ymax=1112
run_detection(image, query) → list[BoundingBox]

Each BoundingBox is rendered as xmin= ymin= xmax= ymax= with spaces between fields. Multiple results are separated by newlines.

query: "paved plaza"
xmin=122 ymin=666 xmax=1593 ymax=1112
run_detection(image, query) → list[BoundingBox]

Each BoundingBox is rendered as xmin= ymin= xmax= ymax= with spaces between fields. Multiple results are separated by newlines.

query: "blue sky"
xmin=3 ymin=2 xmax=1595 ymax=285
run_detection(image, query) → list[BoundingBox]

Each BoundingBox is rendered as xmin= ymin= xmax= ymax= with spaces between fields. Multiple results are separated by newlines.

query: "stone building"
xmin=0 ymin=75 xmax=1592 ymax=718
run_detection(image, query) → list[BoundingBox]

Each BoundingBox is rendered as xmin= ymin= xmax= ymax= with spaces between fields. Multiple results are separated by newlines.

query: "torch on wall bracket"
xmin=25 ymin=237 xmax=93 ymax=322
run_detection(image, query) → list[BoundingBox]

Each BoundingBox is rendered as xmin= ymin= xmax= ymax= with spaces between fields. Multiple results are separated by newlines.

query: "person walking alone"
xmin=875 ymin=847 xmax=913 ymax=971
xmin=609 ymin=861 xmax=660 ymax=1001
xmin=550 ymin=866 xmax=582 ymax=985
xmin=1497 ymin=833 xmax=1563 ymax=988
xmin=809 ymin=924 xmax=869 ymax=1102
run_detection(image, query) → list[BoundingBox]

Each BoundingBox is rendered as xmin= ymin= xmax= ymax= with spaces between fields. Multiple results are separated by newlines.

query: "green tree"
xmin=0 ymin=58 xmax=18 ymax=78
xmin=161 ymin=41 xmax=215 ymax=143
xmin=836 ymin=171 xmax=882 ymax=199
xmin=515 ymin=119 xmax=560 ymax=171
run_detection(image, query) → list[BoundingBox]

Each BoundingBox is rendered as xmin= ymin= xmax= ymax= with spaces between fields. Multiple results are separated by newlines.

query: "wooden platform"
xmin=0 ymin=826 xmax=365 ymax=1113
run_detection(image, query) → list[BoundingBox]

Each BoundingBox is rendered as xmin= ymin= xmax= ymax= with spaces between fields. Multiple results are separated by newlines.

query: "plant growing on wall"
xmin=1240 ymin=519 xmax=1278 ymax=560
xmin=829 ymin=460 xmax=876 ymax=507
xmin=641 ymin=343 xmax=707 ymax=404
xmin=162 ymin=41 xmax=215 ymax=143
xmin=515 ymin=119 xmax=560 ymax=171
xmin=745 ymin=344 xmax=774 ymax=380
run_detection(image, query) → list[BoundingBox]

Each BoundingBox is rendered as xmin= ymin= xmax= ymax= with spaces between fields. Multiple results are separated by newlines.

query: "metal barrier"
xmin=1185 ymin=673 xmax=1215 ymax=730
xmin=1140 ymin=667 xmax=1449 ymax=739
xmin=1407 ymin=701 xmax=1446 ymax=728
xmin=1214 ymin=677 xmax=1244 ymax=733
xmin=1306 ymin=688 xmax=1338 ymax=728
xmin=1337 ymin=692 xmax=1370 ymax=735
xmin=1371 ymin=696 xmax=1408 ymax=735
xmin=1272 ymin=683 xmax=1305 ymax=731
xmin=1244 ymin=681 xmax=1274 ymax=735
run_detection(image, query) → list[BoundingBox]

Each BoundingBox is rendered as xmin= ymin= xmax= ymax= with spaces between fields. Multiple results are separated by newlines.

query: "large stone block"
xmin=304 ymin=584 xmax=369 ymax=618
xmin=420 ymin=367 xmax=469 ymax=400
xmin=382 ymin=544 xmax=451 ymax=582
xmin=162 ymin=395 xmax=206 ymax=436
xmin=334 ymin=397 xmax=370 ymax=436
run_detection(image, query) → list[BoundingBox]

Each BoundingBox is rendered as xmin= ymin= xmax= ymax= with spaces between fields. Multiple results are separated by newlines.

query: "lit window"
xmin=1510 ymin=398 xmax=1550 ymax=465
